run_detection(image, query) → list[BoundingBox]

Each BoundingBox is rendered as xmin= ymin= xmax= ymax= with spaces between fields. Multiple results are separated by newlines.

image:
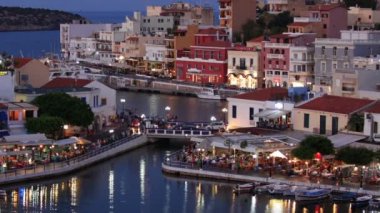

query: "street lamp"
xmin=165 ymin=106 xmax=171 ymax=120
xmin=120 ymin=98 xmax=126 ymax=114
xmin=210 ymin=116 xmax=217 ymax=122
xmin=63 ymin=125 xmax=69 ymax=130
xmin=165 ymin=106 xmax=171 ymax=111
xmin=222 ymin=108 xmax=228 ymax=123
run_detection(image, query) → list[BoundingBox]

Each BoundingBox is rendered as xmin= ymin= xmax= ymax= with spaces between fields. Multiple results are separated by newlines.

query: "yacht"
xmin=196 ymin=88 xmax=222 ymax=100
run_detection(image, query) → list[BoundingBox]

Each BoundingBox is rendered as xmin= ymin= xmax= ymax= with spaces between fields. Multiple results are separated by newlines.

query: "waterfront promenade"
xmin=162 ymin=151 xmax=380 ymax=196
xmin=0 ymin=134 xmax=147 ymax=185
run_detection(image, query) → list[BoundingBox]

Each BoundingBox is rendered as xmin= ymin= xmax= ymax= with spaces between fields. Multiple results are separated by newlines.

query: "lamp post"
xmin=120 ymin=98 xmax=126 ymax=114
xmin=222 ymin=108 xmax=228 ymax=123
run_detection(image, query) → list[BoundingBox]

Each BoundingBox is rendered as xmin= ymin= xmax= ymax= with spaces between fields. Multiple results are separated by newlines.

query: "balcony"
xmin=293 ymin=17 xmax=321 ymax=23
xmin=264 ymin=43 xmax=291 ymax=48
xmin=268 ymin=0 xmax=288 ymax=4
xmin=267 ymin=54 xmax=284 ymax=59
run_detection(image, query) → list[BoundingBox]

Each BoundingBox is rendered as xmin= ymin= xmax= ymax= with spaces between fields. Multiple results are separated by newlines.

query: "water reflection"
xmin=140 ymin=158 xmax=146 ymax=204
xmin=109 ymin=170 xmax=114 ymax=211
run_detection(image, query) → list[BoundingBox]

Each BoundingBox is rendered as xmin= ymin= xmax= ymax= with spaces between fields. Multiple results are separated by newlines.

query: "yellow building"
xmin=292 ymin=95 xmax=375 ymax=135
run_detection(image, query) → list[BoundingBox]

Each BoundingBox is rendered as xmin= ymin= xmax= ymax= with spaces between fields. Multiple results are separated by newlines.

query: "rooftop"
xmin=295 ymin=95 xmax=375 ymax=114
xmin=365 ymin=101 xmax=380 ymax=114
xmin=41 ymin=78 xmax=92 ymax=89
xmin=15 ymin=87 xmax=94 ymax=94
xmin=248 ymin=35 xmax=264 ymax=43
xmin=230 ymin=87 xmax=288 ymax=101
xmin=14 ymin=58 xmax=33 ymax=69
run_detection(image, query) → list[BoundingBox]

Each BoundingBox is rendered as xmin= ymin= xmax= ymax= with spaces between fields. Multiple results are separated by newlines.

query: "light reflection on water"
xmin=0 ymin=93 xmax=359 ymax=212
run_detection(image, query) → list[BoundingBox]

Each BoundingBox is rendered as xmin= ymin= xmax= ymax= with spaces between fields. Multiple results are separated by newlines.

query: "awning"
xmin=254 ymin=109 xmax=289 ymax=119
xmin=328 ymin=133 xmax=366 ymax=148
xmin=210 ymin=141 xmax=257 ymax=153
xmin=53 ymin=137 xmax=78 ymax=146
xmin=269 ymin=150 xmax=287 ymax=159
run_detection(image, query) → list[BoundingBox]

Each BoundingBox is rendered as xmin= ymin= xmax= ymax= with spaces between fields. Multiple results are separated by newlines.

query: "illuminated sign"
xmin=0 ymin=71 xmax=8 ymax=76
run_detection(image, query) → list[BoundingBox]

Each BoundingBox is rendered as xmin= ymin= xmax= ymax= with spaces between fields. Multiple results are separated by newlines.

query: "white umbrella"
xmin=269 ymin=150 xmax=287 ymax=159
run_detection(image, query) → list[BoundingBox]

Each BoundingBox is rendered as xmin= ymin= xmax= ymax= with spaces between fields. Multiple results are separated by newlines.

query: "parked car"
xmin=206 ymin=121 xmax=225 ymax=131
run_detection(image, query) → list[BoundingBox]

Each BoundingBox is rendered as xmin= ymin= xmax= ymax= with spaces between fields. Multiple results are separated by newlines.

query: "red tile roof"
xmin=308 ymin=3 xmax=343 ymax=11
xmin=196 ymin=40 xmax=231 ymax=48
xmin=365 ymin=101 xmax=380 ymax=114
xmin=296 ymin=95 xmax=375 ymax=114
xmin=14 ymin=58 xmax=33 ymax=68
xmin=41 ymin=78 xmax=92 ymax=89
xmin=248 ymin=35 xmax=264 ymax=43
xmin=231 ymin=87 xmax=288 ymax=101
xmin=0 ymin=103 xmax=7 ymax=109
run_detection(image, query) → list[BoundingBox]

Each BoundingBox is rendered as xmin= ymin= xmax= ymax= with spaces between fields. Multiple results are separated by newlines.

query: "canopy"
xmin=328 ymin=133 xmax=366 ymax=148
xmin=254 ymin=109 xmax=289 ymax=119
xmin=3 ymin=133 xmax=47 ymax=143
xmin=53 ymin=137 xmax=78 ymax=146
xmin=210 ymin=141 xmax=257 ymax=153
xmin=269 ymin=150 xmax=287 ymax=159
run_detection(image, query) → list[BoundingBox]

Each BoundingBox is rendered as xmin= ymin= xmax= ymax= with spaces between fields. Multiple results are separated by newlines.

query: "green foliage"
xmin=344 ymin=0 xmax=377 ymax=9
xmin=347 ymin=113 xmax=364 ymax=132
xmin=240 ymin=140 xmax=248 ymax=149
xmin=291 ymin=135 xmax=334 ymax=160
xmin=32 ymin=93 xmax=94 ymax=127
xmin=336 ymin=147 xmax=375 ymax=165
xmin=25 ymin=116 xmax=64 ymax=139
xmin=237 ymin=11 xmax=293 ymax=42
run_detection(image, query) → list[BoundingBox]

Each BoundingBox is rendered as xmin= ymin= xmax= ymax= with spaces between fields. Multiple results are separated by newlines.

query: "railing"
xmin=0 ymin=134 xmax=142 ymax=182
xmin=146 ymin=128 xmax=212 ymax=137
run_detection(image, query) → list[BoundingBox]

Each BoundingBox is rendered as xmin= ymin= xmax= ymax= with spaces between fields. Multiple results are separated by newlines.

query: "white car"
xmin=206 ymin=122 xmax=225 ymax=130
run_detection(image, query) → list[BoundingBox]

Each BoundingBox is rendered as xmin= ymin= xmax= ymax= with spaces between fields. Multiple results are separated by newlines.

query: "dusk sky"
xmin=1 ymin=0 xmax=216 ymax=12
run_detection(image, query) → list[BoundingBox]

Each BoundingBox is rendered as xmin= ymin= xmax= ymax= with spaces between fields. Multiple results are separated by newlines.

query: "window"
xmin=81 ymin=97 xmax=86 ymax=103
xmin=321 ymin=46 xmax=325 ymax=55
xmin=232 ymin=58 xmax=236 ymax=66
xmin=376 ymin=64 xmax=380 ymax=70
xmin=344 ymin=47 xmax=348 ymax=56
xmin=275 ymin=71 xmax=281 ymax=75
xmin=333 ymin=46 xmax=337 ymax=56
xmin=25 ymin=110 xmax=34 ymax=118
xmin=239 ymin=58 xmax=246 ymax=69
xmin=9 ymin=111 xmax=19 ymax=121
xmin=249 ymin=107 xmax=254 ymax=121
xmin=375 ymin=122 xmax=378 ymax=134
xmin=101 ymin=98 xmax=107 ymax=106
xmin=369 ymin=15 xmax=372 ymax=20
xmin=210 ymin=51 xmax=214 ymax=59
xmin=344 ymin=63 xmax=349 ymax=69
xmin=304 ymin=113 xmax=310 ymax=128
xmin=332 ymin=62 xmax=337 ymax=71
xmin=323 ymin=24 xmax=327 ymax=29
xmin=250 ymin=59 xmax=254 ymax=67
xmin=321 ymin=62 xmax=326 ymax=73
xmin=232 ymin=105 xmax=237 ymax=118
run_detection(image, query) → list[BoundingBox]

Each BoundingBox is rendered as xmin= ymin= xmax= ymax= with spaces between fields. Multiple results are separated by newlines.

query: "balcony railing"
xmin=267 ymin=54 xmax=284 ymax=59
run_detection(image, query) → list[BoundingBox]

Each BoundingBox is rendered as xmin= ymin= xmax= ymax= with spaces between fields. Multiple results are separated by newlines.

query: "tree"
xmin=291 ymin=135 xmax=334 ymax=160
xmin=25 ymin=116 xmax=64 ymax=139
xmin=32 ymin=93 xmax=94 ymax=127
xmin=344 ymin=0 xmax=377 ymax=9
xmin=335 ymin=147 xmax=375 ymax=165
xmin=347 ymin=113 xmax=364 ymax=132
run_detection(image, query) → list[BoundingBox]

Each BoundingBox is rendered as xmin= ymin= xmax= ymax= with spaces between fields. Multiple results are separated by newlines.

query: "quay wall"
xmin=162 ymin=163 xmax=380 ymax=196
xmin=0 ymin=135 xmax=148 ymax=185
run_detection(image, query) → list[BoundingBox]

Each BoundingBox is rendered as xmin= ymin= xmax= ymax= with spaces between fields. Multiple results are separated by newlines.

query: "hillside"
xmin=0 ymin=6 xmax=87 ymax=31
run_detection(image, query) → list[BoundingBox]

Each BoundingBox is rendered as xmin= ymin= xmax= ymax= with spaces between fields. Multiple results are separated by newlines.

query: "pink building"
xmin=262 ymin=33 xmax=315 ymax=87
xmin=175 ymin=28 xmax=231 ymax=85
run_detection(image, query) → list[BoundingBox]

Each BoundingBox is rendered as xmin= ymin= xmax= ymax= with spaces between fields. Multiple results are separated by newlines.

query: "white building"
xmin=3 ymin=102 xmax=38 ymax=135
xmin=144 ymin=43 xmax=166 ymax=73
xmin=0 ymin=70 xmax=15 ymax=102
xmin=15 ymin=78 xmax=116 ymax=128
xmin=227 ymin=48 xmax=259 ymax=89
xmin=364 ymin=102 xmax=380 ymax=138
xmin=121 ymin=12 xmax=142 ymax=35
xmin=68 ymin=37 xmax=97 ymax=61
xmin=60 ymin=23 xmax=113 ymax=59
xmin=226 ymin=87 xmax=292 ymax=129
xmin=289 ymin=45 xmax=314 ymax=88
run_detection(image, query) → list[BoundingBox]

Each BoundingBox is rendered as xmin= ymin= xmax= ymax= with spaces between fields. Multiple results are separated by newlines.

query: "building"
xmin=314 ymin=31 xmax=380 ymax=93
xmin=0 ymin=70 xmax=15 ymax=102
xmin=364 ymin=101 xmax=380 ymax=138
xmin=226 ymin=87 xmax=291 ymax=129
xmin=60 ymin=22 xmax=113 ymax=58
xmin=292 ymin=95 xmax=375 ymax=135
xmin=218 ymin=0 xmax=256 ymax=39
xmin=16 ymin=78 xmax=116 ymax=128
xmin=160 ymin=2 xmax=214 ymax=26
xmin=144 ymin=42 xmax=166 ymax=74
xmin=2 ymin=102 xmax=38 ymax=135
xmin=227 ymin=47 xmax=260 ymax=89
xmin=175 ymin=28 xmax=231 ymax=85
xmin=14 ymin=58 xmax=50 ymax=88
xmin=67 ymin=37 xmax=97 ymax=61
xmin=288 ymin=45 xmax=315 ymax=88
xmin=348 ymin=6 xmax=380 ymax=30
xmin=262 ymin=33 xmax=315 ymax=88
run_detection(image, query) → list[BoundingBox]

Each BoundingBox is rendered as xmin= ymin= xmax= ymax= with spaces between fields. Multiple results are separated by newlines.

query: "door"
xmin=332 ymin=117 xmax=338 ymax=135
xmin=320 ymin=115 xmax=326 ymax=134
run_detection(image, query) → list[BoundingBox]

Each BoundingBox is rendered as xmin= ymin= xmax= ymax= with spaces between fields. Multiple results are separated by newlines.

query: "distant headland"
xmin=0 ymin=6 xmax=87 ymax=32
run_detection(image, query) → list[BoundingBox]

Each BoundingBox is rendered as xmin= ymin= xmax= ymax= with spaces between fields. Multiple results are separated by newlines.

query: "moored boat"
xmin=268 ymin=184 xmax=290 ymax=195
xmin=196 ymin=88 xmax=222 ymax=100
xmin=369 ymin=197 xmax=380 ymax=208
xmin=295 ymin=188 xmax=331 ymax=202
xmin=352 ymin=194 xmax=372 ymax=207
xmin=332 ymin=192 xmax=357 ymax=203
xmin=233 ymin=183 xmax=254 ymax=194
xmin=283 ymin=186 xmax=310 ymax=197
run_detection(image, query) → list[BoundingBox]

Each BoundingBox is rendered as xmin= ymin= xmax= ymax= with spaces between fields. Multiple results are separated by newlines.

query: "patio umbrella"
xmin=269 ymin=150 xmax=287 ymax=159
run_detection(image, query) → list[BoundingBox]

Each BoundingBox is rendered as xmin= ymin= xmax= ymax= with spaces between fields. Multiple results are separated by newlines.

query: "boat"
xmin=255 ymin=184 xmax=274 ymax=193
xmin=352 ymin=194 xmax=372 ymax=207
xmin=283 ymin=186 xmax=310 ymax=197
xmin=233 ymin=183 xmax=254 ymax=194
xmin=295 ymin=188 xmax=331 ymax=202
xmin=196 ymin=88 xmax=222 ymax=100
xmin=369 ymin=197 xmax=380 ymax=208
xmin=268 ymin=183 xmax=290 ymax=195
xmin=332 ymin=192 xmax=357 ymax=203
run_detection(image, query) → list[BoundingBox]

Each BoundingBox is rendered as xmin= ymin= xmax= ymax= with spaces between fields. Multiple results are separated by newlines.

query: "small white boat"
xmin=283 ymin=186 xmax=310 ymax=197
xmin=233 ymin=183 xmax=254 ymax=194
xmin=255 ymin=184 xmax=274 ymax=193
xmin=353 ymin=194 xmax=372 ymax=204
xmin=295 ymin=188 xmax=331 ymax=201
xmin=196 ymin=88 xmax=222 ymax=100
xmin=369 ymin=197 xmax=380 ymax=208
xmin=268 ymin=184 xmax=290 ymax=195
